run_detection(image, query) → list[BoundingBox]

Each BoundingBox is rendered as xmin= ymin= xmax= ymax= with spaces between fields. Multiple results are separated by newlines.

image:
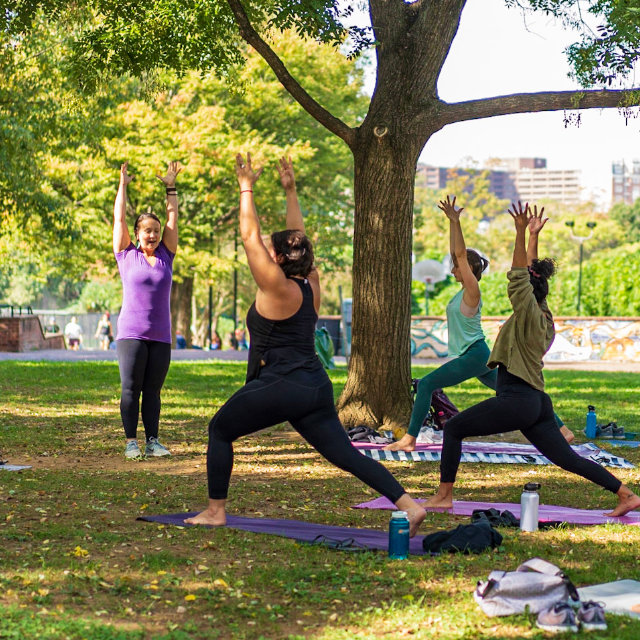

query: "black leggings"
xmin=440 ymin=367 xmax=622 ymax=493
xmin=116 ymin=339 xmax=172 ymax=440
xmin=206 ymin=366 xmax=406 ymax=502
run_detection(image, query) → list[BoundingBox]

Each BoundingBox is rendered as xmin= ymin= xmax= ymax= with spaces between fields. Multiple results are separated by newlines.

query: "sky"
xmin=357 ymin=0 xmax=640 ymax=207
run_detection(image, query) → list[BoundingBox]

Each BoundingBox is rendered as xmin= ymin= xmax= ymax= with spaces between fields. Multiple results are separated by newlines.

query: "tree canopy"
xmin=6 ymin=0 xmax=640 ymax=427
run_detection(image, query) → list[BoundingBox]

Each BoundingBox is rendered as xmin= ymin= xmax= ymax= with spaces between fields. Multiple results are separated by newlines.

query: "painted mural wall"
xmin=410 ymin=317 xmax=640 ymax=362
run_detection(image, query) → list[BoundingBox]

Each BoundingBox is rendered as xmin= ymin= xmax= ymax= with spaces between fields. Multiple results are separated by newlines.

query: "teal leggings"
xmin=408 ymin=339 xmax=563 ymax=437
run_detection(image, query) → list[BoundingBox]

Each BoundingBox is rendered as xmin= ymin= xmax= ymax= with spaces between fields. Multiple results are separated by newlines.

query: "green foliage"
xmin=609 ymin=200 xmax=640 ymax=243
xmin=1 ymin=19 xmax=365 ymax=311
xmin=71 ymin=279 xmax=123 ymax=313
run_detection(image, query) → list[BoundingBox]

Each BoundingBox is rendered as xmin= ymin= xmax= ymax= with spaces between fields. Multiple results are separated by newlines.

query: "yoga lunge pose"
xmin=113 ymin=161 xmax=181 ymax=459
xmin=425 ymin=202 xmax=640 ymax=518
xmin=185 ymin=154 xmax=426 ymax=535
xmin=386 ymin=197 xmax=571 ymax=453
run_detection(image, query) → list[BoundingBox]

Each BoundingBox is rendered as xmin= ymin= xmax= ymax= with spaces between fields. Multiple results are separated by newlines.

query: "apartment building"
xmin=612 ymin=160 xmax=640 ymax=205
xmin=417 ymin=158 xmax=583 ymax=205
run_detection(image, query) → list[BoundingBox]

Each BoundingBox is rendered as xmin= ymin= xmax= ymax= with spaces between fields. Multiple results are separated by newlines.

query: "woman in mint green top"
xmin=385 ymin=197 xmax=570 ymax=453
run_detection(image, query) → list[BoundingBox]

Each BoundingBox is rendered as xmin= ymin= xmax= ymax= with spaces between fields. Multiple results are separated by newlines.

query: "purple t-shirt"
xmin=115 ymin=242 xmax=174 ymax=343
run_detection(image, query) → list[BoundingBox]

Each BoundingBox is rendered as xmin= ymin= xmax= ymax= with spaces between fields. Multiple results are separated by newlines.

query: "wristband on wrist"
xmin=166 ymin=188 xmax=177 ymax=195
xmin=240 ymin=189 xmax=253 ymax=194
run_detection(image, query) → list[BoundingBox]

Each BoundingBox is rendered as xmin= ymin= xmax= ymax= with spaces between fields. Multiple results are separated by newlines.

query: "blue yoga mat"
xmin=138 ymin=513 xmax=429 ymax=555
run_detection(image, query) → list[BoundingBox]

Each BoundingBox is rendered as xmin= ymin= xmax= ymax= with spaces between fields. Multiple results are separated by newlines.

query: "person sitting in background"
xmin=234 ymin=324 xmax=248 ymax=350
xmin=176 ymin=332 xmax=187 ymax=349
xmin=210 ymin=332 xmax=222 ymax=350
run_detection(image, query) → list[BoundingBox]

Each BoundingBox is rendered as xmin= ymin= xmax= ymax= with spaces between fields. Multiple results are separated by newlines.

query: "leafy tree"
xmin=7 ymin=1 xmax=640 ymax=429
xmin=609 ymin=200 xmax=640 ymax=244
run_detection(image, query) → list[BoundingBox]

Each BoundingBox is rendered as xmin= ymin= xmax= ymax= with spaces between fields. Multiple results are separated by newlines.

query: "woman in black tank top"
xmin=185 ymin=154 xmax=426 ymax=536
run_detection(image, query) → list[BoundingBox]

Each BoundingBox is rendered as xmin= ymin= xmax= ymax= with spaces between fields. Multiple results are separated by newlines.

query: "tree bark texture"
xmin=336 ymin=140 xmax=421 ymax=430
xmin=170 ymin=277 xmax=193 ymax=347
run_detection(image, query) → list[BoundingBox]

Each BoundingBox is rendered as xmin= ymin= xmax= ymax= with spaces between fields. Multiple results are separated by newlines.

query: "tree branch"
xmin=440 ymin=89 xmax=640 ymax=125
xmin=226 ymin=0 xmax=355 ymax=148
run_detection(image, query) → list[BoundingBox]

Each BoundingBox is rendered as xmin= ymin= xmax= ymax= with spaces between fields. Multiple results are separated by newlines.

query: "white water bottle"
xmin=520 ymin=482 xmax=541 ymax=532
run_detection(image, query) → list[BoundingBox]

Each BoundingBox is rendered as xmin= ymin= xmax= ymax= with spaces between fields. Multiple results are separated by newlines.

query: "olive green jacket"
xmin=487 ymin=267 xmax=555 ymax=391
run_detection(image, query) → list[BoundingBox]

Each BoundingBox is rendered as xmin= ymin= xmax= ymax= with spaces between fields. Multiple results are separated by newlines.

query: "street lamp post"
xmin=565 ymin=220 xmax=596 ymax=314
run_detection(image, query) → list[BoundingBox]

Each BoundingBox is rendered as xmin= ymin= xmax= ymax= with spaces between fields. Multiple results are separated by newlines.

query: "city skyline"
xmin=357 ymin=0 xmax=640 ymax=208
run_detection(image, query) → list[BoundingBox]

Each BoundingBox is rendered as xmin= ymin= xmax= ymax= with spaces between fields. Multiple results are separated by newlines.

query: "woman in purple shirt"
xmin=113 ymin=161 xmax=181 ymax=459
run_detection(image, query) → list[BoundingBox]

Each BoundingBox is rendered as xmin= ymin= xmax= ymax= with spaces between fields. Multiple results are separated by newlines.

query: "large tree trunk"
xmin=170 ymin=277 xmax=193 ymax=347
xmin=336 ymin=134 xmax=427 ymax=432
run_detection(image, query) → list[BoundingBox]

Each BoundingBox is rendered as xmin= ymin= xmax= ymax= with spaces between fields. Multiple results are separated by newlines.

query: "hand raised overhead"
xmin=277 ymin=156 xmax=296 ymax=192
xmin=527 ymin=204 xmax=548 ymax=235
xmin=438 ymin=195 xmax=464 ymax=221
xmin=120 ymin=162 xmax=134 ymax=187
xmin=156 ymin=161 xmax=182 ymax=188
xmin=508 ymin=201 xmax=531 ymax=230
xmin=235 ymin=153 xmax=264 ymax=190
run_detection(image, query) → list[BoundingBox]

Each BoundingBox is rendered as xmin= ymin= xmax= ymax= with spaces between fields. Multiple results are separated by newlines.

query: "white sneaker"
xmin=145 ymin=437 xmax=171 ymax=457
xmin=124 ymin=440 xmax=142 ymax=459
xmin=416 ymin=426 xmax=443 ymax=444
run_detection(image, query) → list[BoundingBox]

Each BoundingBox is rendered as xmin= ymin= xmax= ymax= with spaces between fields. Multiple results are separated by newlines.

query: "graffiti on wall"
xmin=411 ymin=317 xmax=640 ymax=362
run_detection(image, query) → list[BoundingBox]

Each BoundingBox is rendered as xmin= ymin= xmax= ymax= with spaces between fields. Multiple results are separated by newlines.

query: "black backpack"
xmin=411 ymin=379 xmax=459 ymax=429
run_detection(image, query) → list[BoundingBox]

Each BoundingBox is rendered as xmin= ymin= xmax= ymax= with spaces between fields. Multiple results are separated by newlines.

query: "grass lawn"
xmin=1 ymin=360 xmax=639 ymax=639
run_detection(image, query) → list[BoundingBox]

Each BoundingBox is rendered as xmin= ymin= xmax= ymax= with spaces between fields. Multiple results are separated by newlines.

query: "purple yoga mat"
xmin=353 ymin=440 xmax=597 ymax=457
xmin=354 ymin=497 xmax=640 ymax=526
xmin=138 ymin=513 xmax=429 ymax=555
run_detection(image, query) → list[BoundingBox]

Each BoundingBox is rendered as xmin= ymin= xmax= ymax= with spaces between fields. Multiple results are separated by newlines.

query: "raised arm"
xmin=438 ymin=196 xmax=480 ymax=309
xmin=157 ymin=161 xmax=182 ymax=254
xmin=508 ymin=201 xmax=531 ymax=268
xmin=277 ymin=156 xmax=305 ymax=233
xmin=526 ymin=205 xmax=548 ymax=265
xmin=113 ymin=163 xmax=133 ymax=253
xmin=235 ymin=153 xmax=289 ymax=295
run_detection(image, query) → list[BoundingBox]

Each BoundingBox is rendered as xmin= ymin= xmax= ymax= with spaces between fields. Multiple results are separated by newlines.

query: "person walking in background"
xmin=113 ymin=160 xmax=181 ymax=459
xmin=424 ymin=202 xmax=640 ymax=518
xmin=185 ymin=154 xmax=426 ymax=535
xmin=64 ymin=316 xmax=83 ymax=350
xmin=94 ymin=312 xmax=113 ymax=351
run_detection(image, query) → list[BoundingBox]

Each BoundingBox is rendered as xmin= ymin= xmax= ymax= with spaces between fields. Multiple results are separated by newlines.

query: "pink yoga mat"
xmin=354 ymin=497 xmax=640 ymax=526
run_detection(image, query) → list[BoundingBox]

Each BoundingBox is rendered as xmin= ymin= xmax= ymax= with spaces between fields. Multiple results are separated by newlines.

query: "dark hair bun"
xmin=270 ymin=229 xmax=314 ymax=277
xmin=532 ymin=257 xmax=556 ymax=279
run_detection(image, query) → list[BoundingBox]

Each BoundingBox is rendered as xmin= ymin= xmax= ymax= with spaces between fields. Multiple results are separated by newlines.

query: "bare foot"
xmin=184 ymin=508 xmax=226 ymax=526
xmin=406 ymin=506 xmax=427 ymax=537
xmin=605 ymin=489 xmax=640 ymax=517
xmin=423 ymin=495 xmax=453 ymax=510
xmin=384 ymin=434 xmax=417 ymax=452
xmin=560 ymin=425 xmax=575 ymax=444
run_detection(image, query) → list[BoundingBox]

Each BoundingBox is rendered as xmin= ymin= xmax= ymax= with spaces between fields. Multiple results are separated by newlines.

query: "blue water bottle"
xmin=388 ymin=510 xmax=410 ymax=559
xmin=586 ymin=405 xmax=597 ymax=439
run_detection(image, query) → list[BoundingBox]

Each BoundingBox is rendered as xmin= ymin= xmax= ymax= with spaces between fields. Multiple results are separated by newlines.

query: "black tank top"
xmin=245 ymin=277 xmax=320 ymax=382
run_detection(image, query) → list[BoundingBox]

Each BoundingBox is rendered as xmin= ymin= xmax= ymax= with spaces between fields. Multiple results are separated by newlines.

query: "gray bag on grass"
xmin=473 ymin=557 xmax=579 ymax=616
